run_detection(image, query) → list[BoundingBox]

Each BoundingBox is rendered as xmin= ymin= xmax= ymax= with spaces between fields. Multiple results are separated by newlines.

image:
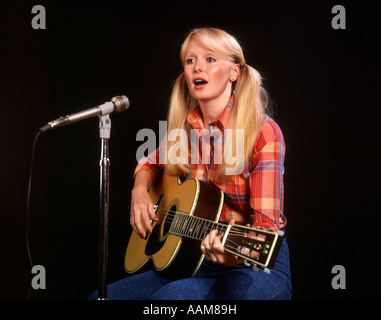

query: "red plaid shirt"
xmin=135 ymin=97 xmax=286 ymax=231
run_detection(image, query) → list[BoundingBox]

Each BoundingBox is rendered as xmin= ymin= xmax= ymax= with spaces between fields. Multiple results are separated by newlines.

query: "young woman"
xmin=92 ymin=27 xmax=291 ymax=300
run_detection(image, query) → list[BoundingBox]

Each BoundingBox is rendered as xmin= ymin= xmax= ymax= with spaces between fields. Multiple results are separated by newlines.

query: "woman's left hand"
xmin=200 ymin=219 xmax=242 ymax=266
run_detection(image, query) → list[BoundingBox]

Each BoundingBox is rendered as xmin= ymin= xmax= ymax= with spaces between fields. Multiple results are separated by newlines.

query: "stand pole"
xmin=97 ymin=114 xmax=111 ymax=300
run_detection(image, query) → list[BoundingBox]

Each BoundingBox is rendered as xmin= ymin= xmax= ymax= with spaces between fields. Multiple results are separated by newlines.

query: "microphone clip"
xmin=99 ymin=114 xmax=111 ymax=139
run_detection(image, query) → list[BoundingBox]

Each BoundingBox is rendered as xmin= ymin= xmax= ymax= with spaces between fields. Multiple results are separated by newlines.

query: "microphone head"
xmin=112 ymin=95 xmax=130 ymax=112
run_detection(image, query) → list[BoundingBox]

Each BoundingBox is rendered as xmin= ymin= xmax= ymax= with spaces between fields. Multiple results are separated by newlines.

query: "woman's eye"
xmin=207 ymin=57 xmax=216 ymax=62
xmin=186 ymin=58 xmax=195 ymax=64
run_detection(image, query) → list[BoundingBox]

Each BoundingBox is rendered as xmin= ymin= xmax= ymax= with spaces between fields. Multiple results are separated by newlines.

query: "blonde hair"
xmin=165 ymin=27 xmax=269 ymax=181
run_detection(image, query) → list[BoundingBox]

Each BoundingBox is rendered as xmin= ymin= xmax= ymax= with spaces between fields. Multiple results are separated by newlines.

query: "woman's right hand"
xmin=130 ymin=171 xmax=158 ymax=239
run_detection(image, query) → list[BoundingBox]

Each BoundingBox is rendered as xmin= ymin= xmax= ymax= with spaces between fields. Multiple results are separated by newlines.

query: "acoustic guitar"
xmin=124 ymin=173 xmax=284 ymax=279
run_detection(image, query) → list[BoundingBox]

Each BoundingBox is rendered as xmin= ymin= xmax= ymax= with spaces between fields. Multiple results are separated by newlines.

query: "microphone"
xmin=40 ymin=95 xmax=130 ymax=132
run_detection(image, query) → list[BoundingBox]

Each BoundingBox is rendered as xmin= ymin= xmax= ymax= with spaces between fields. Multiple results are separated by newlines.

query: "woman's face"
xmin=183 ymin=38 xmax=239 ymax=106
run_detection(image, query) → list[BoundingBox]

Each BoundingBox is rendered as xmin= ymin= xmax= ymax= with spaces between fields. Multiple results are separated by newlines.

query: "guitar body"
xmin=124 ymin=174 xmax=224 ymax=279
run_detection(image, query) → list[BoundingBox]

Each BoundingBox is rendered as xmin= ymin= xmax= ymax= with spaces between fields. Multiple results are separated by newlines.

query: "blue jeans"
xmin=89 ymin=239 xmax=291 ymax=300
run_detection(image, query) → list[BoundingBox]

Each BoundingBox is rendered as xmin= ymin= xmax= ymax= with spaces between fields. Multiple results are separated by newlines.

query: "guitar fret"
xmin=172 ymin=212 xmax=188 ymax=237
xmin=194 ymin=222 xmax=202 ymax=240
xmin=168 ymin=212 xmax=230 ymax=244
xmin=183 ymin=215 xmax=188 ymax=233
xmin=184 ymin=214 xmax=190 ymax=236
xmin=172 ymin=213 xmax=180 ymax=234
xmin=172 ymin=212 xmax=181 ymax=235
xmin=200 ymin=220 xmax=207 ymax=239
xmin=219 ymin=224 xmax=226 ymax=237
xmin=187 ymin=215 xmax=193 ymax=237
xmin=207 ymin=221 xmax=213 ymax=237
xmin=189 ymin=216 xmax=198 ymax=237
xmin=169 ymin=214 xmax=176 ymax=234
xmin=180 ymin=213 xmax=187 ymax=235
xmin=176 ymin=214 xmax=182 ymax=234
xmin=177 ymin=214 xmax=184 ymax=235
xmin=206 ymin=221 xmax=213 ymax=238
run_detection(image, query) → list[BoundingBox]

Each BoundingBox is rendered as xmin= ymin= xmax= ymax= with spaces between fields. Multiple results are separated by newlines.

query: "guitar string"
xmin=157 ymin=214 xmax=246 ymax=238
xmin=222 ymin=235 xmax=264 ymax=263
xmin=153 ymin=209 xmax=245 ymax=234
xmin=153 ymin=207 xmax=248 ymax=237
xmin=159 ymin=209 xmax=267 ymax=260
xmin=148 ymin=207 xmax=269 ymax=265
xmin=224 ymin=244 xmax=261 ymax=264
xmin=149 ymin=207 xmax=267 ymax=262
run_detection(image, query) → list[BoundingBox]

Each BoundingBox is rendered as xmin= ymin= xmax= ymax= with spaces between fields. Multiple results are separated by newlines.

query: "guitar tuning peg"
xmin=263 ymin=268 xmax=271 ymax=274
xmin=277 ymin=230 xmax=285 ymax=237
xmin=246 ymin=224 xmax=251 ymax=227
xmin=243 ymin=260 xmax=251 ymax=267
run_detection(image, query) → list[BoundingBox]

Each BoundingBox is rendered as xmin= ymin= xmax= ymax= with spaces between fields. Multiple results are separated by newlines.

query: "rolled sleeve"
xmin=134 ymin=138 xmax=166 ymax=182
xmin=249 ymin=118 xmax=286 ymax=231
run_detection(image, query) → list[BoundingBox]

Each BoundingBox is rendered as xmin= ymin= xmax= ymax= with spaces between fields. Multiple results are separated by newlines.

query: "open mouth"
xmin=194 ymin=79 xmax=208 ymax=86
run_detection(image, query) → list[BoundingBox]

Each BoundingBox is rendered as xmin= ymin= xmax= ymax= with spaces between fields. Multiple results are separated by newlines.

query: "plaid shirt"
xmin=135 ymin=97 xmax=286 ymax=231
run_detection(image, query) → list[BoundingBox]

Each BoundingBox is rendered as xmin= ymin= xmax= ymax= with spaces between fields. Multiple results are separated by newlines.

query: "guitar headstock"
xmin=222 ymin=224 xmax=284 ymax=272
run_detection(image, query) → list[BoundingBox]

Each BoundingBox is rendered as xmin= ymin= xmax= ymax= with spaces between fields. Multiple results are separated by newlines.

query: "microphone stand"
xmin=97 ymin=114 xmax=111 ymax=300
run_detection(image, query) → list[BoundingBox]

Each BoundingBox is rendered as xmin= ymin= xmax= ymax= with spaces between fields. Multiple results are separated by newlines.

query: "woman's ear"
xmin=230 ymin=63 xmax=240 ymax=82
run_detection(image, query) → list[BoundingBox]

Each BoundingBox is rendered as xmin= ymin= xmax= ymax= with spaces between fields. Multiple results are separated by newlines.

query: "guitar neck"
xmin=166 ymin=210 xmax=283 ymax=270
xmin=168 ymin=211 xmax=228 ymax=241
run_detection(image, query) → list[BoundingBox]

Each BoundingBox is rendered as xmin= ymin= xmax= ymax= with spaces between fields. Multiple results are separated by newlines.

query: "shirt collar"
xmin=186 ymin=94 xmax=234 ymax=130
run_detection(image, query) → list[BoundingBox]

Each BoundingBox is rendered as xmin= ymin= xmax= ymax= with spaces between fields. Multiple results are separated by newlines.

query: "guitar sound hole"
xmin=144 ymin=204 xmax=177 ymax=257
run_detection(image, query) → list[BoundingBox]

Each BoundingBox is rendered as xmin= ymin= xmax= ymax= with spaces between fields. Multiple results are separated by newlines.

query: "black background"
xmin=1 ymin=0 xmax=379 ymax=301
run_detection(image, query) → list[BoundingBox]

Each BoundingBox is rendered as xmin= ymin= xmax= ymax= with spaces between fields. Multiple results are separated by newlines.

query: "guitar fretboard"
xmin=168 ymin=211 xmax=227 ymax=241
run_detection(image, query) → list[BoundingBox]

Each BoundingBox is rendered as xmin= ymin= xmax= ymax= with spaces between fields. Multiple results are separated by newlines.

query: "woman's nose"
xmin=194 ymin=60 xmax=204 ymax=72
